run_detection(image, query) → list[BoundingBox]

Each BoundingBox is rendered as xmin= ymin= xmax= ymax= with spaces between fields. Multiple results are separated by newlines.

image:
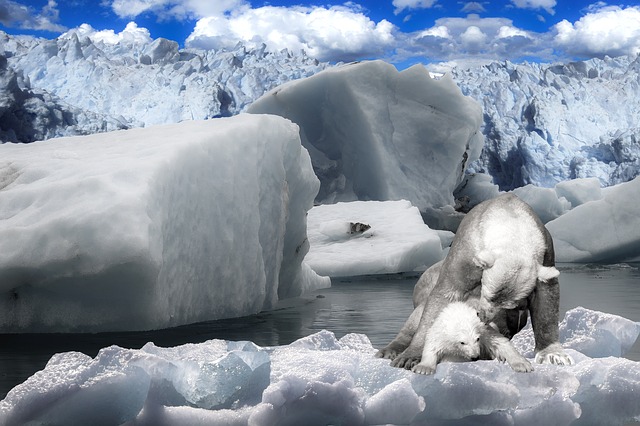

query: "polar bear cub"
xmin=412 ymin=301 xmax=533 ymax=375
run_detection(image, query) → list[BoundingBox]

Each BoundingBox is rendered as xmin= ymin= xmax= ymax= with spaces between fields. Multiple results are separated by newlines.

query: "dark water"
xmin=1 ymin=264 xmax=639 ymax=400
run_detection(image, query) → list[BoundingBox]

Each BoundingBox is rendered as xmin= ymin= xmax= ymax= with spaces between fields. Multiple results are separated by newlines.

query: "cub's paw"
xmin=509 ymin=358 xmax=534 ymax=373
xmin=535 ymin=343 xmax=574 ymax=366
xmin=412 ymin=363 xmax=436 ymax=375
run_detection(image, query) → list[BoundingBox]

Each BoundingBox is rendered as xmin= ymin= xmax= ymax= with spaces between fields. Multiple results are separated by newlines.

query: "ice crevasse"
xmin=0 ymin=114 xmax=329 ymax=333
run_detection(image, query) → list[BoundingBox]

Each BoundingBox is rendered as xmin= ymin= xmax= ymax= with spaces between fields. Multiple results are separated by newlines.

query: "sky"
xmin=1 ymin=0 xmax=640 ymax=69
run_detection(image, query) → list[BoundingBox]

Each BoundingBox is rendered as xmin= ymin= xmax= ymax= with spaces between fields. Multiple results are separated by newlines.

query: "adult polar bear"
xmin=377 ymin=193 xmax=574 ymax=372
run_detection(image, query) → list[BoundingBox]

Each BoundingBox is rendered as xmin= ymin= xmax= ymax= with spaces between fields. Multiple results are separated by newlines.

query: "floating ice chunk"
xmin=248 ymin=60 xmax=484 ymax=212
xmin=1 ymin=308 xmax=639 ymax=425
xmin=0 ymin=114 xmax=329 ymax=333
xmin=454 ymin=173 xmax=501 ymax=210
xmin=511 ymin=184 xmax=572 ymax=223
xmin=554 ymin=177 xmax=603 ymax=208
xmin=305 ymin=200 xmax=446 ymax=276
xmin=547 ymin=176 xmax=640 ymax=262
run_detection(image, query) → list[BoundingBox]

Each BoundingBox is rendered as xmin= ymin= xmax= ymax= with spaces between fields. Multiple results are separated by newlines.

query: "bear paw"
xmin=375 ymin=342 xmax=407 ymax=360
xmin=412 ymin=363 xmax=436 ymax=375
xmin=535 ymin=343 xmax=574 ymax=366
xmin=391 ymin=351 xmax=421 ymax=369
xmin=509 ymin=358 xmax=534 ymax=373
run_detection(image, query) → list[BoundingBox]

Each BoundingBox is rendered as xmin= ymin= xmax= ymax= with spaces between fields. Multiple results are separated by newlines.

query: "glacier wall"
xmin=0 ymin=30 xmax=327 ymax=140
xmin=248 ymin=60 xmax=484 ymax=212
xmin=0 ymin=114 xmax=329 ymax=333
xmin=454 ymin=55 xmax=640 ymax=190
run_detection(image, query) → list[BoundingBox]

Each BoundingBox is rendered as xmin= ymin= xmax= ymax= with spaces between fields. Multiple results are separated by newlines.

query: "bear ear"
xmin=538 ymin=265 xmax=560 ymax=283
xmin=473 ymin=250 xmax=495 ymax=270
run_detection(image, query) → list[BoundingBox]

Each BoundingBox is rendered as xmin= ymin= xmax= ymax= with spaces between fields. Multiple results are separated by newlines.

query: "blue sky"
xmin=2 ymin=1 xmax=640 ymax=69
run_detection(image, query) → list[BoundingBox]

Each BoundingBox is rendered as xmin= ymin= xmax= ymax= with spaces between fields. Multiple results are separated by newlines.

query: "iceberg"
xmin=248 ymin=60 xmax=485 ymax=212
xmin=0 ymin=114 xmax=329 ymax=333
xmin=1 ymin=308 xmax=638 ymax=425
xmin=306 ymin=200 xmax=448 ymax=277
xmin=547 ymin=176 xmax=640 ymax=263
xmin=453 ymin=55 xmax=640 ymax=190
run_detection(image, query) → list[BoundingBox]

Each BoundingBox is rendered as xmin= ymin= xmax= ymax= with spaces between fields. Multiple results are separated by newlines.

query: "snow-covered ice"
xmin=454 ymin=55 xmax=640 ymax=189
xmin=0 ymin=114 xmax=329 ymax=333
xmin=1 ymin=307 xmax=638 ymax=426
xmin=305 ymin=200 xmax=448 ymax=277
xmin=248 ymin=60 xmax=484 ymax=212
xmin=0 ymin=29 xmax=327 ymax=141
xmin=547 ymin=176 xmax=640 ymax=263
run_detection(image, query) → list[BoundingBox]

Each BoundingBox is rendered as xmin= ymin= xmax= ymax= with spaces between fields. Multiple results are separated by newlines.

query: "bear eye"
xmin=460 ymin=341 xmax=466 ymax=345
xmin=476 ymin=337 xmax=480 ymax=342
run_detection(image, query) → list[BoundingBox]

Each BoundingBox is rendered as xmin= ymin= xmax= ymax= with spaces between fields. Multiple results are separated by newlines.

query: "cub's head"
xmin=442 ymin=302 xmax=483 ymax=361
xmin=474 ymin=251 xmax=559 ymax=315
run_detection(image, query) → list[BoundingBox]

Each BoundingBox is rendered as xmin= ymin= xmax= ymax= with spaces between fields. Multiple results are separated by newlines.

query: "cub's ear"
xmin=538 ymin=265 xmax=560 ymax=283
xmin=473 ymin=250 xmax=495 ymax=270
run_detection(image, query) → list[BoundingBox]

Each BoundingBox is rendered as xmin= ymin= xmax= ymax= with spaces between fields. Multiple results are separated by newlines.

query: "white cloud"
xmin=403 ymin=14 xmax=545 ymax=65
xmin=554 ymin=5 xmax=640 ymax=58
xmin=109 ymin=0 xmax=247 ymax=20
xmin=419 ymin=25 xmax=451 ymax=39
xmin=460 ymin=26 xmax=487 ymax=52
xmin=510 ymin=0 xmax=556 ymax=15
xmin=461 ymin=2 xmax=487 ymax=14
xmin=497 ymin=25 xmax=529 ymax=39
xmin=392 ymin=0 xmax=438 ymax=15
xmin=0 ymin=0 xmax=67 ymax=32
xmin=186 ymin=5 xmax=396 ymax=62
xmin=66 ymin=22 xmax=152 ymax=45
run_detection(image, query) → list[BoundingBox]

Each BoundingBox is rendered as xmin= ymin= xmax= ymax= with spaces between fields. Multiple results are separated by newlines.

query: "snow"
xmin=0 ymin=30 xmax=327 ymax=141
xmin=305 ymin=200 xmax=448 ymax=277
xmin=453 ymin=55 xmax=640 ymax=190
xmin=248 ymin=60 xmax=485 ymax=212
xmin=0 ymin=114 xmax=329 ymax=333
xmin=547 ymin=176 xmax=640 ymax=263
xmin=1 ymin=307 xmax=638 ymax=425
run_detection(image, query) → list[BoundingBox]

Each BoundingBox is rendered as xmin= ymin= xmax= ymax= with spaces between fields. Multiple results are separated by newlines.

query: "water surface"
xmin=1 ymin=264 xmax=639 ymax=400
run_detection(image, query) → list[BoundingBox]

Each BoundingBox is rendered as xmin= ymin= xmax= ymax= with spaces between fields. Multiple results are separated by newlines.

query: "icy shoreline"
xmin=1 ymin=307 xmax=638 ymax=426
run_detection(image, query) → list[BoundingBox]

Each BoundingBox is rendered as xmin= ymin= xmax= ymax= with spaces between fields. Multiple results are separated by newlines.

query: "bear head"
xmin=441 ymin=302 xmax=483 ymax=361
xmin=474 ymin=250 xmax=559 ymax=317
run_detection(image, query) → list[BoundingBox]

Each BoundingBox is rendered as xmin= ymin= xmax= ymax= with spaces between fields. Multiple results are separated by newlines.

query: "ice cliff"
xmin=0 ymin=53 xmax=126 ymax=143
xmin=248 ymin=60 xmax=484 ymax=212
xmin=454 ymin=55 xmax=640 ymax=190
xmin=0 ymin=29 xmax=327 ymax=139
xmin=0 ymin=114 xmax=329 ymax=333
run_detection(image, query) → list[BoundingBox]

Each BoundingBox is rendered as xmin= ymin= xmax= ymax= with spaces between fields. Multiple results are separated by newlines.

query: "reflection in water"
xmin=1 ymin=265 xmax=639 ymax=399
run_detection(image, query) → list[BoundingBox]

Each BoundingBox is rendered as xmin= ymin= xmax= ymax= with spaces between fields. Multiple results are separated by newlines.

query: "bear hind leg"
xmin=376 ymin=304 xmax=424 ymax=360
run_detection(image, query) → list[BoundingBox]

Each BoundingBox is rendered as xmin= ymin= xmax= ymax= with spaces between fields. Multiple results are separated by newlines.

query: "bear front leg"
xmin=482 ymin=326 xmax=533 ymax=373
xmin=530 ymin=276 xmax=573 ymax=366
xmin=412 ymin=338 xmax=439 ymax=375
xmin=376 ymin=304 xmax=425 ymax=360
xmin=391 ymin=314 xmax=432 ymax=369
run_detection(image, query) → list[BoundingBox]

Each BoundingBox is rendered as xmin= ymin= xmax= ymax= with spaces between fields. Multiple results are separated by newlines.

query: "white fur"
xmin=413 ymin=302 xmax=483 ymax=374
